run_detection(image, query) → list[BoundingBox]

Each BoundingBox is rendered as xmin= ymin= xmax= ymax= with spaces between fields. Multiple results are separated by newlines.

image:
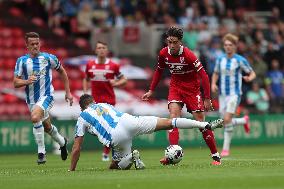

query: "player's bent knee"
xmin=31 ymin=115 xmax=41 ymax=123
xmin=109 ymin=161 xmax=119 ymax=169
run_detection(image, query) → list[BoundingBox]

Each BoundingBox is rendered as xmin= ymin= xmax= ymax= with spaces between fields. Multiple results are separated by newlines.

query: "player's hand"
xmin=109 ymin=79 xmax=116 ymax=87
xmin=141 ymin=90 xmax=153 ymax=101
xmin=211 ymin=83 xmax=218 ymax=93
xmin=204 ymin=99 xmax=214 ymax=111
xmin=243 ymin=76 xmax=251 ymax=82
xmin=27 ymin=75 xmax=37 ymax=84
xmin=65 ymin=92 xmax=73 ymax=106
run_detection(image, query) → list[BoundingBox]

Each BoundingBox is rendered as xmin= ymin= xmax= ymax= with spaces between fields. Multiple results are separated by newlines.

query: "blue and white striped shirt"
xmin=14 ymin=52 xmax=61 ymax=104
xmin=74 ymin=103 xmax=124 ymax=147
xmin=214 ymin=53 xmax=253 ymax=96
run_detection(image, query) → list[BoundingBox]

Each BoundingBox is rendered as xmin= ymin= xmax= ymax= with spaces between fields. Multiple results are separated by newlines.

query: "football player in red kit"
xmin=83 ymin=41 xmax=127 ymax=161
xmin=142 ymin=26 xmax=221 ymax=165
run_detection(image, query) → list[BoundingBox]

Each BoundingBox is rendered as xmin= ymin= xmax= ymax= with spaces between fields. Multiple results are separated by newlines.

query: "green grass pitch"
xmin=0 ymin=145 xmax=284 ymax=189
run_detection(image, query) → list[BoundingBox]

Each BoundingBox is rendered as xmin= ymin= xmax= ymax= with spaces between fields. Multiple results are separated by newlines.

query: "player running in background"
xmin=83 ymin=41 xmax=127 ymax=161
xmin=69 ymin=94 xmax=224 ymax=171
xmin=142 ymin=26 xmax=221 ymax=165
xmin=13 ymin=32 xmax=73 ymax=164
xmin=211 ymin=33 xmax=256 ymax=157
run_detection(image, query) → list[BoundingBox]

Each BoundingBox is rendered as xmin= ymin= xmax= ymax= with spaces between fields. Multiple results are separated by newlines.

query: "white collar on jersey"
xmin=94 ymin=57 xmax=110 ymax=64
xmin=167 ymin=45 xmax=184 ymax=56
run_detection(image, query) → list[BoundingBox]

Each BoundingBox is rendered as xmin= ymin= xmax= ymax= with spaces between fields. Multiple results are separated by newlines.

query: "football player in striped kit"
xmin=83 ymin=41 xmax=127 ymax=161
xmin=13 ymin=32 xmax=73 ymax=164
xmin=211 ymin=33 xmax=256 ymax=157
xmin=69 ymin=94 xmax=224 ymax=171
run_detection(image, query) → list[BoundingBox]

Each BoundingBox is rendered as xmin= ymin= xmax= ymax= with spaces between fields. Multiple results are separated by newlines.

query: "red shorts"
xmin=168 ymin=86 xmax=204 ymax=112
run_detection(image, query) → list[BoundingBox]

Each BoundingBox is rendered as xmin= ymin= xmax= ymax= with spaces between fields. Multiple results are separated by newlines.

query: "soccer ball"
xmin=165 ymin=145 xmax=183 ymax=164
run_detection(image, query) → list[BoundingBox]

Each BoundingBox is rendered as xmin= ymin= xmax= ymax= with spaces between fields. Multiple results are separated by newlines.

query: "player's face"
xmin=95 ymin=43 xmax=108 ymax=58
xmin=26 ymin=37 xmax=40 ymax=57
xmin=223 ymin=40 xmax=236 ymax=55
xmin=167 ymin=36 xmax=182 ymax=55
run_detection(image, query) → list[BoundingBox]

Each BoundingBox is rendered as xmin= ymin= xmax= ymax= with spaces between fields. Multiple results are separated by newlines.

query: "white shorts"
xmin=27 ymin=96 xmax=54 ymax=121
xmin=111 ymin=113 xmax=158 ymax=161
xmin=218 ymin=95 xmax=241 ymax=116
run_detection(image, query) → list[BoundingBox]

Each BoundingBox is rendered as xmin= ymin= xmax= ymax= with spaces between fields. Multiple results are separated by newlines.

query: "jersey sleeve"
xmin=14 ymin=58 xmax=23 ymax=77
xmin=149 ymin=52 xmax=165 ymax=91
xmin=84 ymin=62 xmax=90 ymax=79
xmin=49 ymin=54 xmax=61 ymax=70
xmin=187 ymin=50 xmax=203 ymax=72
xmin=240 ymin=56 xmax=253 ymax=73
xmin=74 ymin=116 xmax=87 ymax=137
xmin=214 ymin=57 xmax=221 ymax=73
xmin=114 ymin=63 xmax=124 ymax=79
xmin=157 ymin=52 xmax=166 ymax=69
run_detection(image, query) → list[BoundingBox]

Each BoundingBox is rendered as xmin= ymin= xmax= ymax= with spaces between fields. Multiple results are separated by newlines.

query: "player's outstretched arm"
xmin=69 ymin=136 xmax=84 ymax=171
xmin=141 ymin=90 xmax=153 ymax=101
xmin=57 ymin=66 xmax=73 ymax=106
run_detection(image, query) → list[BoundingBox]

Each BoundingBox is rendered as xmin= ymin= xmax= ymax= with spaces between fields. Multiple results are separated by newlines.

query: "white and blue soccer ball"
xmin=165 ymin=145 xmax=184 ymax=164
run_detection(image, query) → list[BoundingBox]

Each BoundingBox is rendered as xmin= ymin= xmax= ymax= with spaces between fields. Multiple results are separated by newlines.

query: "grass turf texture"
xmin=0 ymin=145 xmax=284 ymax=189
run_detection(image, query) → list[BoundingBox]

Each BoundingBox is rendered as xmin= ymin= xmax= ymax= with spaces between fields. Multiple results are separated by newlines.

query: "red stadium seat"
xmin=31 ymin=17 xmax=45 ymax=27
xmin=4 ymin=58 xmax=16 ymax=69
xmin=3 ymin=94 xmax=18 ymax=103
xmin=5 ymin=103 xmax=18 ymax=116
xmin=53 ymin=79 xmax=64 ymax=90
xmin=9 ymin=7 xmax=23 ymax=17
xmin=2 ymin=71 xmax=14 ymax=81
xmin=70 ymin=80 xmax=83 ymax=91
xmin=12 ymin=27 xmax=23 ymax=37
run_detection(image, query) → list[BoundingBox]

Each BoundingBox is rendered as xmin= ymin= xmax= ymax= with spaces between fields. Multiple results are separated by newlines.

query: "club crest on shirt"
xmin=180 ymin=57 xmax=185 ymax=64
xmin=40 ymin=58 xmax=48 ymax=67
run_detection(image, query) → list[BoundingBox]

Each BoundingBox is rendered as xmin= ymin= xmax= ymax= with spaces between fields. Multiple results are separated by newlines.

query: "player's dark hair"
xmin=79 ymin=94 xmax=94 ymax=110
xmin=25 ymin=32 xmax=40 ymax=42
xmin=166 ymin=26 xmax=183 ymax=40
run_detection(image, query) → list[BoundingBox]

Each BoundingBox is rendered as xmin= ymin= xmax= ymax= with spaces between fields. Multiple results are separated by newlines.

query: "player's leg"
xmin=221 ymin=95 xmax=241 ymax=157
xmin=30 ymin=105 xmax=46 ymax=164
xmin=222 ymin=112 xmax=234 ymax=157
xmin=154 ymin=117 xmax=223 ymax=131
xmin=110 ymin=141 xmax=145 ymax=170
xmin=110 ymin=117 xmax=145 ymax=170
xmin=167 ymin=87 xmax=184 ymax=145
xmin=43 ymin=117 xmax=68 ymax=160
xmin=168 ymin=102 xmax=183 ymax=145
xmin=102 ymin=146 xmax=110 ymax=161
xmin=192 ymin=111 xmax=221 ymax=165
xmin=231 ymin=116 xmax=250 ymax=133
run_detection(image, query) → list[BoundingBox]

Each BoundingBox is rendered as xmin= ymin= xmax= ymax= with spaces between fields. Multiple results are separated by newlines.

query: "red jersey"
xmin=85 ymin=58 xmax=122 ymax=105
xmin=150 ymin=46 xmax=210 ymax=99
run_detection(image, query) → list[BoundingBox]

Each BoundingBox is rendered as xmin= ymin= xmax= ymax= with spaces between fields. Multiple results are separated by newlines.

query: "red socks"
xmin=103 ymin=146 xmax=110 ymax=155
xmin=168 ymin=128 xmax=218 ymax=154
xmin=168 ymin=127 xmax=179 ymax=145
xmin=200 ymin=129 xmax=218 ymax=154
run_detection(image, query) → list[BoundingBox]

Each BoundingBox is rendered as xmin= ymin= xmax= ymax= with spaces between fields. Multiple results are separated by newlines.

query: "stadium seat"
xmin=4 ymin=58 xmax=16 ymax=69
xmin=53 ymin=79 xmax=64 ymax=90
xmin=55 ymin=48 xmax=68 ymax=60
xmin=2 ymin=71 xmax=14 ymax=81
xmin=31 ymin=17 xmax=45 ymax=27
xmin=12 ymin=27 xmax=23 ymax=37
xmin=3 ymin=94 xmax=18 ymax=103
xmin=71 ymin=80 xmax=83 ymax=91
xmin=9 ymin=7 xmax=23 ymax=17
